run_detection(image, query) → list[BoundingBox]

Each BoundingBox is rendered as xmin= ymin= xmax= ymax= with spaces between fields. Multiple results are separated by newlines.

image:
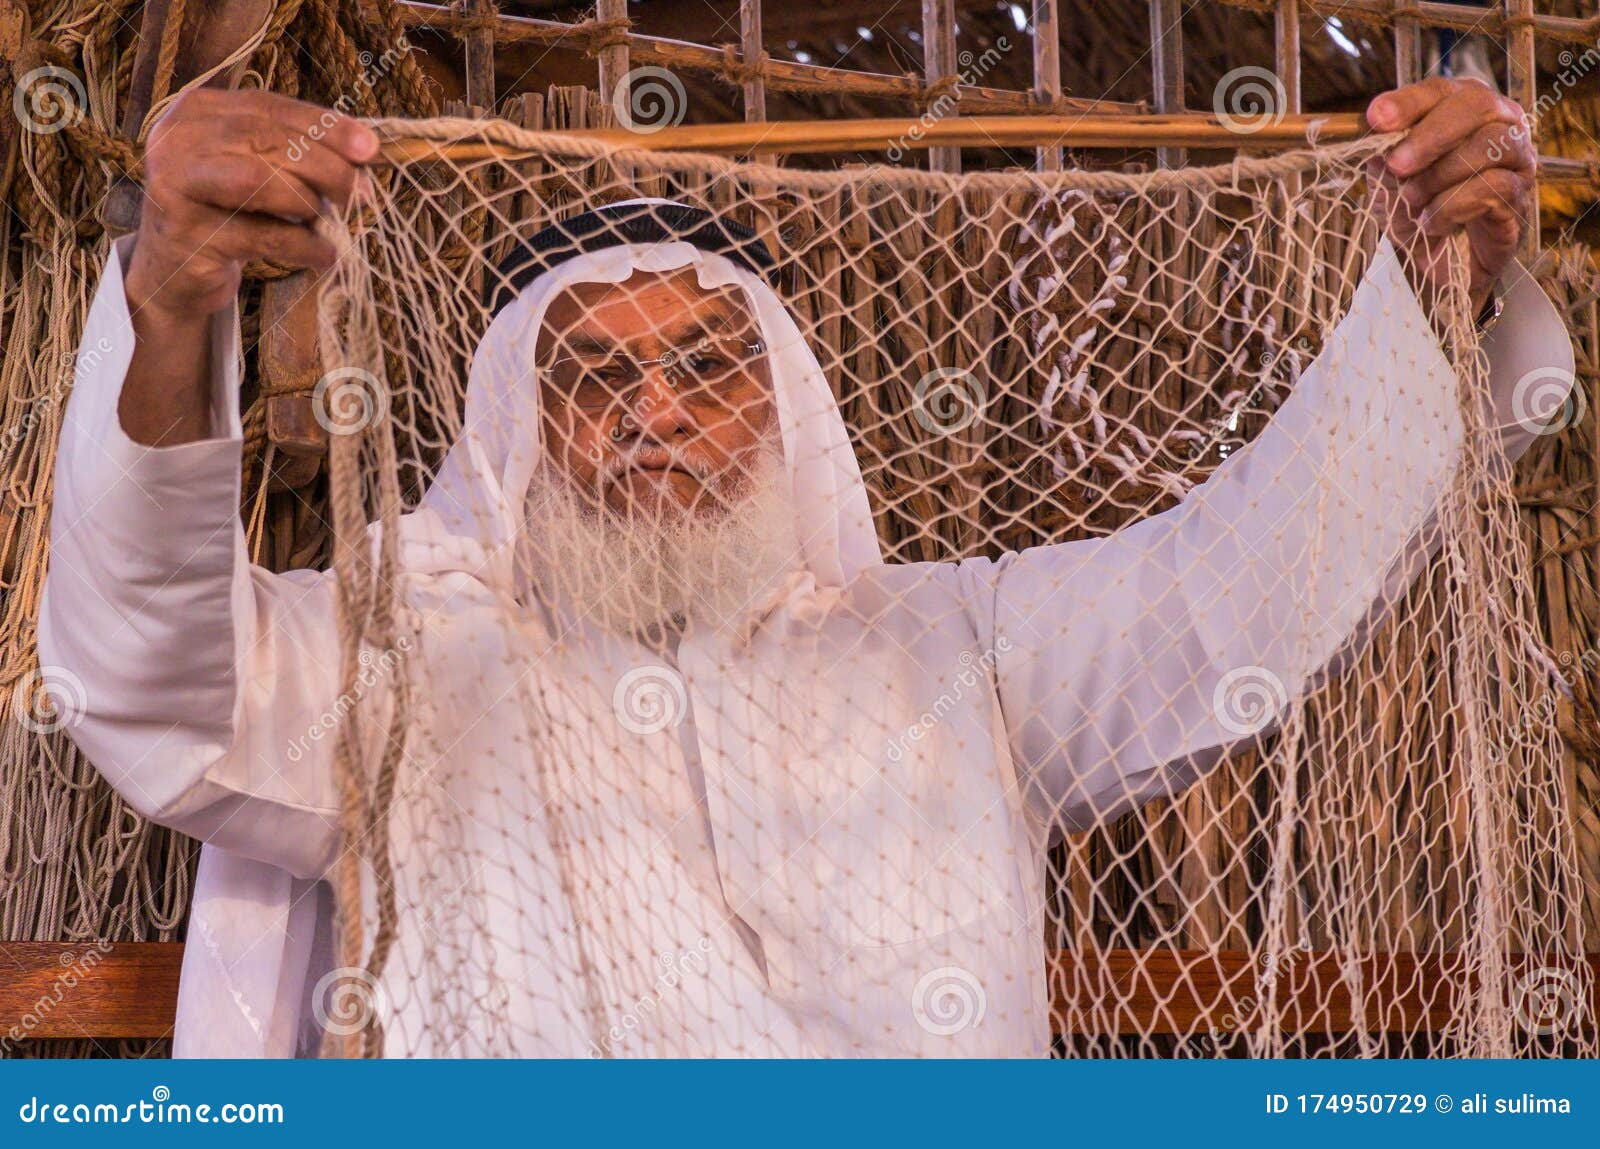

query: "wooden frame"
xmin=3 ymin=944 xmax=1595 ymax=1043
xmin=368 ymin=0 xmax=1599 ymax=190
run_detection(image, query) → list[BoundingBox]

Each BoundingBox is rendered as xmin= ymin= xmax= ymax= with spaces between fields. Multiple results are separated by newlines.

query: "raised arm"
xmin=37 ymin=91 xmax=381 ymax=879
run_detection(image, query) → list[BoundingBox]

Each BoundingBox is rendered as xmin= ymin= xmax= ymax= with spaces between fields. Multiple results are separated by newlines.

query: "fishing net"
xmin=306 ymin=116 xmax=1595 ymax=1058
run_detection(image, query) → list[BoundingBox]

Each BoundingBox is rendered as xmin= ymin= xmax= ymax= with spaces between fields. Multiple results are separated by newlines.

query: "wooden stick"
xmin=922 ymin=0 xmax=960 ymax=175
xmin=377 ymin=112 xmax=1373 ymax=164
xmin=462 ymin=0 xmax=496 ymax=111
xmin=1031 ymin=0 xmax=1064 ymax=173
xmin=1505 ymin=0 xmax=1540 ymax=258
xmin=1148 ymin=0 xmax=1186 ymax=170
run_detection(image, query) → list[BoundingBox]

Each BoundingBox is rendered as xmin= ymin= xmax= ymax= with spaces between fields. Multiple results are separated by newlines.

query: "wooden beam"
xmin=922 ymin=0 xmax=960 ymax=174
xmin=1052 ymin=950 xmax=1600 ymax=1037
xmin=739 ymin=0 xmax=771 ymax=167
xmin=1392 ymin=3 xmax=1421 ymax=85
xmin=4 ymin=943 xmax=1593 ymax=1042
xmin=463 ymin=0 xmax=497 ymax=111
xmin=1148 ymin=0 xmax=1185 ymax=169
xmin=1030 ymin=0 xmax=1063 ymax=173
xmin=376 ymin=112 xmax=1371 ymax=163
xmin=1505 ymin=0 xmax=1539 ymax=259
xmin=0 ymin=943 xmax=181 ymax=1041
xmin=595 ymin=0 xmax=630 ymax=117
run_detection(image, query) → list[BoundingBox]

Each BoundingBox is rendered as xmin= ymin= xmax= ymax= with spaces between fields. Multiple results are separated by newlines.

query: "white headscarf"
xmin=404 ymin=198 xmax=882 ymax=593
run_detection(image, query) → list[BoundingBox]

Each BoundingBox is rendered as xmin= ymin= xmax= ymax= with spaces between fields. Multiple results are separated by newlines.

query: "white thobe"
xmin=39 ymin=233 xmax=1573 ymax=1057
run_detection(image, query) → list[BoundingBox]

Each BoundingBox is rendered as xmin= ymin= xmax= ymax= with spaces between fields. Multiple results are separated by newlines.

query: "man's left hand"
xmin=1366 ymin=77 xmax=1535 ymax=312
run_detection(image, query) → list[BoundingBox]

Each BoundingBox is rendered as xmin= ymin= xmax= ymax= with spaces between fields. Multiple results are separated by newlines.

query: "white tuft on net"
xmin=306 ymin=118 xmax=1594 ymax=1058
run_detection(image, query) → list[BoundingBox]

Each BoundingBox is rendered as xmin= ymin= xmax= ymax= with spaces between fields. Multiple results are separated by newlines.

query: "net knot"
xmin=921 ymin=73 xmax=962 ymax=110
xmin=446 ymin=0 xmax=503 ymax=35
xmin=578 ymin=15 xmax=633 ymax=54
xmin=717 ymin=43 xmax=769 ymax=87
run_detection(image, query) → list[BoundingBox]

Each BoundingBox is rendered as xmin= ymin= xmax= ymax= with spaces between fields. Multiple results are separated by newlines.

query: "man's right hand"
xmin=118 ymin=89 xmax=379 ymax=447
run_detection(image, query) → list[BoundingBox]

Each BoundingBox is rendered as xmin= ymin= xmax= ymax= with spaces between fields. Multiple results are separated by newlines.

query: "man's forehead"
xmin=539 ymin=267 xmax=751 ymax=346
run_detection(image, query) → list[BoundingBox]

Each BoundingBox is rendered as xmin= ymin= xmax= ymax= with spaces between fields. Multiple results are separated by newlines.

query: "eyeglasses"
xmin=543 ymin=337 xmax=768 ymax=412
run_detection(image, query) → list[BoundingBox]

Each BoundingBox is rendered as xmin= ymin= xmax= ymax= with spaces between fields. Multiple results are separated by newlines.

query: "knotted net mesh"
xmin=308 ymin=118 xmax=1595 ymax=1058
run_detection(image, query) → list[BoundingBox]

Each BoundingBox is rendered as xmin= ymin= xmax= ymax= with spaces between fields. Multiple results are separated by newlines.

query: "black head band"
xmin=484 ymin=201 xmax=777 ymax=318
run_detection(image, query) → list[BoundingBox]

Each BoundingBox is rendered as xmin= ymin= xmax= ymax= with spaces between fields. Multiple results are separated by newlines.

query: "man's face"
xmin=536 ymin=268 xmax=776 ymax=518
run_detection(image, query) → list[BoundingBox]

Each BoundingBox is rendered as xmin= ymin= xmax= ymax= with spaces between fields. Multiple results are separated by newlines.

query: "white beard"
xmin=518 ymin=450 xmax=800 ymax=638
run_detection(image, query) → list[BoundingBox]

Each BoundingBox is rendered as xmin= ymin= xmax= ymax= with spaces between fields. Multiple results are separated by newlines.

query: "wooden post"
xmin=596 ymin=0 xmax=631 ymax=114
xmin=922 ymin=0 xmax=960 ymax=174
xmin=1148 ymin=0 xmax=1184 ymax=169
xmin=1393 ymin=5 xmax=1421 ymax=86
xmin=464 ymin=0 xmax=496 ymax=111
xmin=739 ymin=0 xmax=773 ymax=167
xmin=1031 ymin=0 xmax=1063 ymax=172
xmin=103 ymin=0 xmax=180 ymax=234
xmin=1505 ymin=0 xmax=1540 ymax=257
xmin=1274 ymin=0 xmax=1301 ymax=118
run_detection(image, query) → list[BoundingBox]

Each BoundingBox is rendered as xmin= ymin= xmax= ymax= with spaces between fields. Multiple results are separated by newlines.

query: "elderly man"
xmin=39 ymin=82 xmax=1572 ymax=1058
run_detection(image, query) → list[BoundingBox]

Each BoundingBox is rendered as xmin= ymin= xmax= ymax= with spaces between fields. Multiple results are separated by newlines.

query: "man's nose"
xmin=624 ymin=362 xmax=696 ymax=439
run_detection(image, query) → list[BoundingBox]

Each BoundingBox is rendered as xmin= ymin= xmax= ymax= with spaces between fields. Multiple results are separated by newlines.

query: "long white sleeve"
xmin=38 ymin=237 xmax=345 ymax=881
xmin=962 ymin=241 xmax=1576 ymax=830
